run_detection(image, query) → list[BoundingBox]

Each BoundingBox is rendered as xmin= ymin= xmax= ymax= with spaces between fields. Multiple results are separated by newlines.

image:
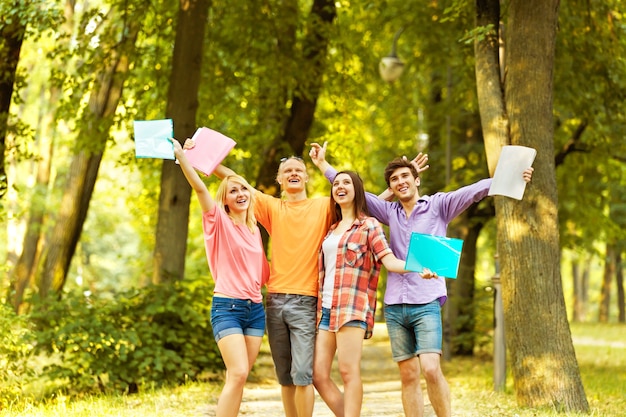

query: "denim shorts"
xmin=384 ymin=300 xmax=442 ymax=362
xmin=318 ymin=307 xmax=367 ymax=332
xmin=210 ymin=297 xmax=265 ymax=343
xmin=265 ymin=293 xmax=317 ymax=386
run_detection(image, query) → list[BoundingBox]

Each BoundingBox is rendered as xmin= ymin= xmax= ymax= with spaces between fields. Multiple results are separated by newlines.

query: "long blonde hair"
xmin=214 ymin=174 xmax=258 ymax=233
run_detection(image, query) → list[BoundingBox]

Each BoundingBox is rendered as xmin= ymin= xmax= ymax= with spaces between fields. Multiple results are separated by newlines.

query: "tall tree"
xmin=11 ymin=0 xmax=76 ymax=312
xmin=0 ymin=2 xmax=27 ymax=200
xmin=38 ymin=1 xmax=145 ymax=297
xmin=152 ymin=0 xmax=210 ymax=284
xmin=475 ymin=0 xmax=588 ymax=410
xmin=254 ymin=0 xmax=337 ymax=193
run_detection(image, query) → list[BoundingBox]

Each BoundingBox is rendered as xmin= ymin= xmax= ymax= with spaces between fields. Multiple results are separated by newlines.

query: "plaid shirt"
xmin=318 ymin=216 xmax=392 ymax=339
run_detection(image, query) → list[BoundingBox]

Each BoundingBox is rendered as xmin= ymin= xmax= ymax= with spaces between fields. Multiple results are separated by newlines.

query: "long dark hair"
xmin=330 ymin=170 xmax=370 ymax=225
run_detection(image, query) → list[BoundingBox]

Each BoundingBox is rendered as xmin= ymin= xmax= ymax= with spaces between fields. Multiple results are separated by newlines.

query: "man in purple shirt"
xmin=310 ymin=142 xmax=533 ymax=417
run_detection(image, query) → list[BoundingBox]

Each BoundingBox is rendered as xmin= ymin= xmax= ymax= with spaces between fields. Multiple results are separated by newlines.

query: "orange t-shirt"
xmin=254 ymin=193 xmax=332 ymax=296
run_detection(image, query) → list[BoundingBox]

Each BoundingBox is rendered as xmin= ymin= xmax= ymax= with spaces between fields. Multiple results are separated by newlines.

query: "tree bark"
xmin=598 ymin=243 xmax=615 ymax=323
xmin=616 ymin=250 xmax=624 ymax=323
xmin=0 ymin=3 xmax=26 ymax=199
xmin=152 ymin=0 xmax=210 ymax=284
xmin=446 ymin=208 xmax=490 ymax=356
xmin=11 ymin=0 xmax=75 ymax=312
xmin=254 ymin=0 xmax=337 ymax=194
xmin=38 ymin=5 xmax=142 ymax=297
xmin=476 ymin=0 xmax=588 ymax=410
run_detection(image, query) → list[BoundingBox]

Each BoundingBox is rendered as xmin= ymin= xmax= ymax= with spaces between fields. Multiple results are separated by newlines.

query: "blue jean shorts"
xmin=384 ymin=300 xmax=442 ymax=362
xmin=318 ymin=307 xmax=367 ymax=332
xmin=210 ymin=297 xmax=265 ymax=343
xmin=265 ymin=293 xmax=317 ymax=386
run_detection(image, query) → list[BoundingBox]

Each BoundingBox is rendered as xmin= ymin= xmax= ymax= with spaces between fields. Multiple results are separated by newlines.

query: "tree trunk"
xmin=38 ymin=6 xmax=142 ymax=297
xmin=254 ymin=0 xmax=337 ymax=193
xmin=11 ymin=0 xmax=75 ymax=312
xmin=152 ymin=0 xmax=210 ymax=284
xmin=571 ymin=259 xmax=584 ymax=322
xmin=616 ymin=249 xmax=624 ymax=323
xmin=446 ymin=212 xmax=485 ymax=356
xmin=598 ymin=243 xmax=615 ymax=323
xmin=0 ymin=5 xmax=26 ymax=199
xmin=476 ymin=0 xmax=588 ymax=410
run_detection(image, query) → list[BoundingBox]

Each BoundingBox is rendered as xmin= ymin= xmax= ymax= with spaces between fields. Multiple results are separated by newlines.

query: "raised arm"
xmin=171 ymin=138 xmax=215 ymax=213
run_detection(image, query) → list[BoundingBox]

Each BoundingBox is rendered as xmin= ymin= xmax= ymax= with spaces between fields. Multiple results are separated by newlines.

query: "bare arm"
xmin=380 ymin=253 xmax=437 ymax=278
xmin=171 ymin=138 xmax=215 ymax=213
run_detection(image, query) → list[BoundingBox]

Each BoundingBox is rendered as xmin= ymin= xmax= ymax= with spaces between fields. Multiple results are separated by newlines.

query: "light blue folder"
xmin=405 ymin=232 xmax=464 ymax=279
xmin=134 ymin=119 xmax=175 ymax=160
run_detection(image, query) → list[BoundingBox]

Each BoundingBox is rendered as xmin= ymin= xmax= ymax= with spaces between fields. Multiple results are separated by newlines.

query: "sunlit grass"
xmin=444 ymin=322 xmax=626 ymax=416
xmin=2 ymin=383 xmax=220 ymax=417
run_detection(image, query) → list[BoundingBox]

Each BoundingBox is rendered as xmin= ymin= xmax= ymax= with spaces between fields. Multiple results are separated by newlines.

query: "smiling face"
xmin=224 ymin=180 xmax=252 ymax=214
xmin=332 ymin=173 xmax=356 ymax=208
xmin=388 ymin=167 xmax=420 ymax=202
xmin=276 ymin=157 xmax=308 ymax=194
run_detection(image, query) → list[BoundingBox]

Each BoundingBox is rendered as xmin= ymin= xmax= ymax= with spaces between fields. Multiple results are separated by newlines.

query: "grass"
xmin=444 ymin=322 xmax=626 ymax=416
xmin=1 ymin=323 xmax=624 ymax=416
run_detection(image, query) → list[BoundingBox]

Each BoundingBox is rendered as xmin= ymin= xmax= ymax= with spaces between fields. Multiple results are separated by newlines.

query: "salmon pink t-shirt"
xmin=203 ymin=206 xmax=269 ymax=303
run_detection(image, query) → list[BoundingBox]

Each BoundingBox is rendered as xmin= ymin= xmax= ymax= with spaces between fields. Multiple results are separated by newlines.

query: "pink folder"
xmin=184 ymin=127 xmax=236 ymax=176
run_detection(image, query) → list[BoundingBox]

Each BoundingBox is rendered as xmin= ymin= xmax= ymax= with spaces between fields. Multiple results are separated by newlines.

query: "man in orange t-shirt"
xmin=215 ymin=156 xmax=331 ymax=417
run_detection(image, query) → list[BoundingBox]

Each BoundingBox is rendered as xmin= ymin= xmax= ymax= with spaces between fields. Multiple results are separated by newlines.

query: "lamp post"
xmin=379 ymin=28 xmax=405 ymax=82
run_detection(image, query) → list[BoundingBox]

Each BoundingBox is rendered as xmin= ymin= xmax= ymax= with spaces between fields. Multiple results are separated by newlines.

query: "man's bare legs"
xmin=397 ymin=353 xmax=450 ymax=417
xmin=280 ymin=384 xmax=315 ymax=417
xmin=420 ymin=353 xmax=450 ymax=417
xmin=398 ymin=357 xmax=424 ymax=417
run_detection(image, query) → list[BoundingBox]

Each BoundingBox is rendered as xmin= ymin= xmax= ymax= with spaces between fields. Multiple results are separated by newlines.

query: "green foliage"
xmin=29 ymin=279 xmax=221 ymax=396
xmin=0 ymin=303 xmax=35 ymax=407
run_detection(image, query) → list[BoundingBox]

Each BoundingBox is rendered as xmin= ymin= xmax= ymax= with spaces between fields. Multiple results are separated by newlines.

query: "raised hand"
xmin=402 ymin=152 xmax=429 ymax=175
xmin=523 ymin=167 xmax=534 ymax=182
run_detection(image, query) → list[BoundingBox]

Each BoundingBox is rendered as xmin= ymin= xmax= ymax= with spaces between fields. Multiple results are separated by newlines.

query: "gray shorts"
xmin=265 ymin=293 xmax=317 ymax=386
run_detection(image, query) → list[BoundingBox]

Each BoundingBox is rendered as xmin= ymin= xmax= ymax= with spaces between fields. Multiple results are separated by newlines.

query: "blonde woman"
xmin=170 ymin=138 xmax=268 ymax=417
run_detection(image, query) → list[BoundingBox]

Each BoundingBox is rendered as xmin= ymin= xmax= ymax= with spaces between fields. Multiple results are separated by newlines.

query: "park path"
xmin=202 ymin=323 xmax=436 ymax=416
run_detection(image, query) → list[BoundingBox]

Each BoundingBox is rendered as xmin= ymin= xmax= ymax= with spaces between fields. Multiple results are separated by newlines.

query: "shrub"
xmin=30 ymin=278 xmax=222 ymax=396
xmin=0 ymin=303 xmax=35 ymax=407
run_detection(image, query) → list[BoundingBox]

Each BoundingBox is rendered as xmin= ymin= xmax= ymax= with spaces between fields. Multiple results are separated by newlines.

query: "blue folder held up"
xmin=133 ymin=119 xmax=175 ymax=160
xmin=405 ymin=232 xmax=464 ymax=279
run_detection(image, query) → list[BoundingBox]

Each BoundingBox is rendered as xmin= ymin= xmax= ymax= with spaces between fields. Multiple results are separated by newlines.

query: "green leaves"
xmin=30 ymin=278 xmax=221 ymax=395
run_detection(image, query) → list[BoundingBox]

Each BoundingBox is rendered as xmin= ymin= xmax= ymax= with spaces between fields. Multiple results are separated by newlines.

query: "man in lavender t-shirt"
xmin=310 ymin=142 xmax=533 ymax=417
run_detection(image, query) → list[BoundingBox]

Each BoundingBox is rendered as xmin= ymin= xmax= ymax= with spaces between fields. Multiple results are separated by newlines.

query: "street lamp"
xmin=379 ymin=28 xmax=405 ymax=82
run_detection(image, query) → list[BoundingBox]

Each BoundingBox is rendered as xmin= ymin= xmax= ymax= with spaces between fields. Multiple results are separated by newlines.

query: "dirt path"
xmin=211 ymin=323 xmax=436 ymax=416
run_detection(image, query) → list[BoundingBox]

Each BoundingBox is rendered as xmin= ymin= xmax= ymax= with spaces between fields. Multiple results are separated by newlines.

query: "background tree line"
xmin=1 ymin=0 xmax=624 ymax=411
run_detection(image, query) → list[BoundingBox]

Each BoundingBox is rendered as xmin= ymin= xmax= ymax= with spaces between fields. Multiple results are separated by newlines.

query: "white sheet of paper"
xmin=488 ymin=145 xmax=537 ymax=200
